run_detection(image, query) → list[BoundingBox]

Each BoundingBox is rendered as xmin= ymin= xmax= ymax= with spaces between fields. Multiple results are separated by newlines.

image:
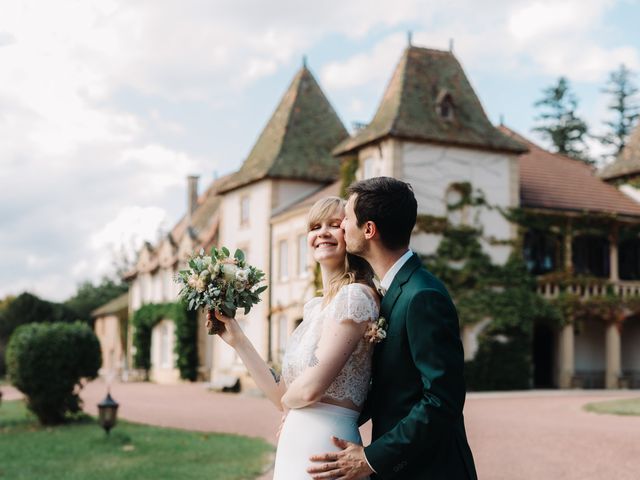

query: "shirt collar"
xmin=380 ymin=249 xmax=413 ymax=292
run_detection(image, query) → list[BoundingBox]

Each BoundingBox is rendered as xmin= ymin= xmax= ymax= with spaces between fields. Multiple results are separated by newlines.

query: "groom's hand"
xmin=308 ymin=436 xmax=374 ymax=479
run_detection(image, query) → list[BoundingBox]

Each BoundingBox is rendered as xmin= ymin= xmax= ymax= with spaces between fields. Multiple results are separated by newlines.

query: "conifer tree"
xmin=533 ymin=77 xmax=591 ymax=164
xmin=599 ymin=64 xmax=639 ymax=157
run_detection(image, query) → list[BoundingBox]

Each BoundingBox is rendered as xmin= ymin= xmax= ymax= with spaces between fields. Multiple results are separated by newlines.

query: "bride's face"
xmin=307 ymin=210 xmax=346 ymax=266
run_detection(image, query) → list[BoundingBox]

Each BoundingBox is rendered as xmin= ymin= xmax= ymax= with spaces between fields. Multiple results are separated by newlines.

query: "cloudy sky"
xmin=1 ymin=0 xmax=639 ymax=302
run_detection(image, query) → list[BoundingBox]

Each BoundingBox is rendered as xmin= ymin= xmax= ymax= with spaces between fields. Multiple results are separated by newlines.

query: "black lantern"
xmin=97 ymin=391 xmax=119 ymax=435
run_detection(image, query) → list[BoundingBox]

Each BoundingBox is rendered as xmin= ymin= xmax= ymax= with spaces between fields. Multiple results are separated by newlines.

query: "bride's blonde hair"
xmin=307 ymin=196 xmax=376 ymax=305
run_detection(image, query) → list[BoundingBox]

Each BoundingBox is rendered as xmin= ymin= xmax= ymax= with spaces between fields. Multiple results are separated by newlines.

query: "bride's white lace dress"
xmin=273 ymin=283 xmax=379 ymax=479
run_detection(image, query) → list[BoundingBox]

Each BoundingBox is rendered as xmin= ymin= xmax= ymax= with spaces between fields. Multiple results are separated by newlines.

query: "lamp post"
xmin=97 ymin=391 xmax=119 ymax=435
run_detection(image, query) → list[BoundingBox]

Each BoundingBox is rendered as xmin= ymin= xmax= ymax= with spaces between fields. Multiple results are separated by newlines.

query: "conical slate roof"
xmin=334 ymin=46 xmax=526 ymax=155
xmin=219 ymin=65 xmax=349 ymax=193
xmin=600 ymin=123 xmax=640 ymax=181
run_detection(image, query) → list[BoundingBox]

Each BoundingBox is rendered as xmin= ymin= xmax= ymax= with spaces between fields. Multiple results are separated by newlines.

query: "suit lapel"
xmin=380 ymin=253 xmax=422 ymax=318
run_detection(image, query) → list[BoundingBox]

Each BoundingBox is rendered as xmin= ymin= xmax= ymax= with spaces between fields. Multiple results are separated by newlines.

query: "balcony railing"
xmin=536 ymin=279 xmax=640 ymax=299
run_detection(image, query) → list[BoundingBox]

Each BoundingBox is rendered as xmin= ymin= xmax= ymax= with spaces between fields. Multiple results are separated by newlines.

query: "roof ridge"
xmin=219 ymin=64 xmax=347 ymax=193
xmin=267 ymin=67 xmax=308 ymax=176
xmin=389 ymin=47 xmax=411 ymax=136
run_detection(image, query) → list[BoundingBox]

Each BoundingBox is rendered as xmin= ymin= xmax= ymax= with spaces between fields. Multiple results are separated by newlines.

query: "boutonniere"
xmin=364 ymin=316 xmax=387 ymax=344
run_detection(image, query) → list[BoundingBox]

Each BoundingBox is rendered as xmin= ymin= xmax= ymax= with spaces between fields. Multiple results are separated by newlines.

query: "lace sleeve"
xmin=330 ymin=283 xmax=379 ymax=324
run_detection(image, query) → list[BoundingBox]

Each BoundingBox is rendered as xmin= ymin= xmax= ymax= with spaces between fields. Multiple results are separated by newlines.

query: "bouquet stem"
xmin=206 ymin=317 xmax=224 ymax=335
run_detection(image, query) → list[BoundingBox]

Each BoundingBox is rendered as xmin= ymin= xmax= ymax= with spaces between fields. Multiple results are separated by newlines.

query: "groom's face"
xmin=341 ymin=195 xmax=367 ymax=255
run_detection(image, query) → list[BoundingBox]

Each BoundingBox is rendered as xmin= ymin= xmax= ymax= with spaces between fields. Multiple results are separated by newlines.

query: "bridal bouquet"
xmin=175 ymin=247 xmax=267 ymax=334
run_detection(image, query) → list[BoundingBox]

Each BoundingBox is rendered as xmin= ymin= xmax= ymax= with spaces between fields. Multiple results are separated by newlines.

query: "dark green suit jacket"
xmin=362 ymin=254 xmax=477 ymax=479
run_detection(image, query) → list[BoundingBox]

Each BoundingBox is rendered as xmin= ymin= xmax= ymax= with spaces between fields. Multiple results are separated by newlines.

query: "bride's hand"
xmin=207 ymin=309 xmax=245 ymax=348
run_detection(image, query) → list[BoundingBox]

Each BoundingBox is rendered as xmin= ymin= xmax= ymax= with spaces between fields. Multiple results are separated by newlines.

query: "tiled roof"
xmin=600 ymin=123 xmax=640 ymax=181
xmin=334 ymin=46 xmax=526 ymax=156
xmin=219 ymin=65 xmax=348 ymax=193
xmin=271 ymin=180 xmax=342 ymax=220
xmin=91 ymin=292 xmax=128 ymax=318
xmin=499 ymin=126 xmax=640 ymax=218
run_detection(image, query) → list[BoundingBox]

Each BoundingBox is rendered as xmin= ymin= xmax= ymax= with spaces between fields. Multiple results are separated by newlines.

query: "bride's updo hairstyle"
xmin=307 ymin=196 xmax=376 ymax=305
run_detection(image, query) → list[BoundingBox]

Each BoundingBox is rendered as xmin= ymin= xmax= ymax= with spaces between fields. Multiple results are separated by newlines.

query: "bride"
xmin=209 ymin=196 xmax=380 ymax=479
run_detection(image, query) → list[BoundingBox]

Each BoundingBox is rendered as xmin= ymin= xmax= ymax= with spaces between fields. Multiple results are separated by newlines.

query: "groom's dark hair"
xmin=347 ymin=176 xmax=417 ymax=250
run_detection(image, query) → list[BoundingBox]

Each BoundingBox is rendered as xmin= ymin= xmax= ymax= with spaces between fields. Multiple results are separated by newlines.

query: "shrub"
xmin=0 ymin=292 xmax=81 ymax=376
xmin=6 ymin=322 xmax=101 ymax=425
xmin=465 ymin=336 xmax=532 ymax=391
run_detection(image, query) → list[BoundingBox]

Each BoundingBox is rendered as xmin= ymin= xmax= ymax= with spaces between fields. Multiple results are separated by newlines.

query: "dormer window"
xmin=436 ymin=90 xmax=454 ymax=121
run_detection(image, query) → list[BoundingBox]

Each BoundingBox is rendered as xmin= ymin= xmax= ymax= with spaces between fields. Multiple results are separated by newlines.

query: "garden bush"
xmin=6 ymin=322 xmax=101 ymax=425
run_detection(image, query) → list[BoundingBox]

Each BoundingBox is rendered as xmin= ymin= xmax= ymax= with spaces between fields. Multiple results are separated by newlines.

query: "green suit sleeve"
xmin=364 ymin=289 xmax=466 ymax=478
xmin=358 ymin=395 xmax=372 ymax=427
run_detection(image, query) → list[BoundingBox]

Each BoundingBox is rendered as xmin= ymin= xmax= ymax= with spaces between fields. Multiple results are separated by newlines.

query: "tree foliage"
xmin=533 ymin=76 xmax=591 ymax=163
xmin=6 ymin=322 xmax=101 ymax=425
xmin=599 ymin=64 xmax=639 ymax=157
xmin=64 ymin=277 xmax=128 ymax=325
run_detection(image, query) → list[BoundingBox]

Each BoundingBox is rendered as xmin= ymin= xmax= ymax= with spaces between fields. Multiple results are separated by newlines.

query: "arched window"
xmin=436 ymin=90 xmax=454 ymax=121
xmin=160 ymin=322 xmax=171 ymax=368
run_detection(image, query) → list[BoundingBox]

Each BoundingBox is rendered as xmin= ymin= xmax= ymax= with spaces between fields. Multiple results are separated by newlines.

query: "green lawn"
xmin=584 ymin=397 xmax=640 ymax=416
xmin=0 ymin=400 xmax=273 ymax=480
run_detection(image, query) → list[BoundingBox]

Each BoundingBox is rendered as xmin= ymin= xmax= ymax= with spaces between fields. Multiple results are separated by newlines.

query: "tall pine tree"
xmin=599 ymin=64 xmax=639 ymax=158
xmin=533 ymin=77 xmax=591 ymax=164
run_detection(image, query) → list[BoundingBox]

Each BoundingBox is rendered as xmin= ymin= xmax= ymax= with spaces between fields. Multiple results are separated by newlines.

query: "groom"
xmin=307 ymin=177 xmax=477 ymax=479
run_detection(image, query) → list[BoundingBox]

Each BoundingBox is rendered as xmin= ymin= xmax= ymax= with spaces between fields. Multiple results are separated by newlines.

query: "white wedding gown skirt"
xmin=273 ymin=402 xmax=364 ymax=479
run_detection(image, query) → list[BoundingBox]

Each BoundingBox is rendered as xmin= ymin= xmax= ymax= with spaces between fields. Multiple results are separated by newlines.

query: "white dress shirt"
xmin=379 ymin=249 xmax=414 ymax=293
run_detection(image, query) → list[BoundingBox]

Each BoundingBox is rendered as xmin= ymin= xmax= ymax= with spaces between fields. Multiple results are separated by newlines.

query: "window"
xmin=278 ymin=315 xmax=288 ymax=358
xmin=160 ymin=323 xmax=171 ymax=368
xmin=297 ymin=234 xmax=308 ymax=277
xmin=572 ymin=235 xmax=610 ymax=278
xmin=619 ymin=238 xmax=640 ymax=280
xmin=436 ymin=91 xmax=454 ymax=121
xmin=363 ymin=157 xmax=374 ymax=179
xmin=240 ymin=196 xmax=250 ymax=227
xmin=523 ymin=230 xmax=561 ymax=275
xmin=279 ymin=240 xmax=289 ymax=281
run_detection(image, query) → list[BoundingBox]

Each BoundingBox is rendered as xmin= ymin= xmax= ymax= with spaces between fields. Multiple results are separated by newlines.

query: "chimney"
xmin=187 ymin=175 xmax=199 ymax=225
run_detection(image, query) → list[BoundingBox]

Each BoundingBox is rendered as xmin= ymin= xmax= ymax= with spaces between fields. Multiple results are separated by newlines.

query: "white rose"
xmin=222 ymin=264 xmax=238 ymax=282
xmin=234 ymin=280 xmax=246 ymax=292
xmin=187 ymin=274 xmax=198 ymax=288
xmin=199 ymin=270 xmax=210 ymax=281
xmin=235 ymin=269 xmax=249 ymax=283
xmin=195 ymin=278 xmax=206 ymax=292
xmin=203 ymin=256 xmax=212 ymax=266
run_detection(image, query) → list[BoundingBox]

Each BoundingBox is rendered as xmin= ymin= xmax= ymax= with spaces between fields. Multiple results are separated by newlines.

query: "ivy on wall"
xmin=417 ymin=184 xmax=560 ymax=390
xmin=132 ymin=303 xmax=198 ymax=381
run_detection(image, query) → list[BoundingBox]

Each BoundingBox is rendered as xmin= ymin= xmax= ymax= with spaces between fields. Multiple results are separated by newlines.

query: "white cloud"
xmin=507 ymin=0 xmax=612 ymax=41
xmin=89 ymin=205 xmax=168 ymax=253
xmin=321 ymin=33 xmax=406 ymax=90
